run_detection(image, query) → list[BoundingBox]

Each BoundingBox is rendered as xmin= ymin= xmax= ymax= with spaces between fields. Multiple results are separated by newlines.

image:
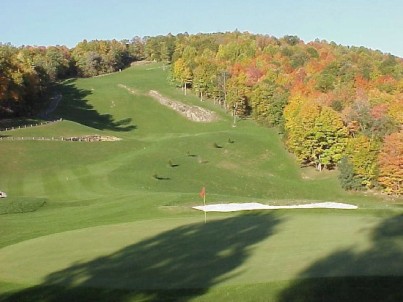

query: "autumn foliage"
xmin=0 ymin=39 xmax=134 ymax=117
xmin=159 ymin=32 xmax=402 ymax=194
xmin=378 ymin=132 xmax=403 ymax=195
xmin=1 ymin=32 xmax=402 ymax=195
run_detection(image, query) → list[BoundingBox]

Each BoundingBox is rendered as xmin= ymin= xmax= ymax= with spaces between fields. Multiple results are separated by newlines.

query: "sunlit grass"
xmin=0 ymin=63 xmax=401 ymax=301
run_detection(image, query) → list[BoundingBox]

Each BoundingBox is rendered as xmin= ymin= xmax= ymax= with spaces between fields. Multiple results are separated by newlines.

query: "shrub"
xmin=338 ymin=157 xmax=365 ymax=191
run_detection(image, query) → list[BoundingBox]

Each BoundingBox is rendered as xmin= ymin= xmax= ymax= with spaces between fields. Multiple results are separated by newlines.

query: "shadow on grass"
xmin=153 ymin=174 xmax=171 ymax=180
xmin=278 ymin=214 xmax=403 ymax=302
xmin=0 ymin=213 xmax=281 ymax=302
xmin=57 ymin=80 xmax=136 ymax=132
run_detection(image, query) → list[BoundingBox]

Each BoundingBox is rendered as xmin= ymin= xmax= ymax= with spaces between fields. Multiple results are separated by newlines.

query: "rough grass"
xmin=0 ymin=197 xmax=46 ymax=215
xmin=0 ymin=63 xmax=402 ymax=301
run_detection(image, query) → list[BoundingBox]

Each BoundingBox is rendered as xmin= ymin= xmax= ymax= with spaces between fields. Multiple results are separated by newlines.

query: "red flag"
xmin=199 ymin=187 xmax=206 ymax=198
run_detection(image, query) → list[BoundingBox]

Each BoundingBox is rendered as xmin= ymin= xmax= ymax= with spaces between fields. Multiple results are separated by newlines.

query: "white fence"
xmin=0 ymin=135 xmax=120 ymax=142
xmin=0 ymin=118 xmax=63 ymax=132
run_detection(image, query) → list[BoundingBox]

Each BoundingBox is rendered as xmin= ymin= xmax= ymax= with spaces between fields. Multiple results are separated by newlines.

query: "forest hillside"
xmin=1 ymin=32 xmax=402 ymax=194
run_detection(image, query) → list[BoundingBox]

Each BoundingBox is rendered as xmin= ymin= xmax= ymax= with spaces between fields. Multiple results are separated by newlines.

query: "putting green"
xmin=0 ymin=212 xmax=397 ymax=290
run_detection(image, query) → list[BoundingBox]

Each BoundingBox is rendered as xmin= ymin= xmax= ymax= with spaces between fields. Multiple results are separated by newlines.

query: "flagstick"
xmin=204 ymin=192 xmax=207 ymax=224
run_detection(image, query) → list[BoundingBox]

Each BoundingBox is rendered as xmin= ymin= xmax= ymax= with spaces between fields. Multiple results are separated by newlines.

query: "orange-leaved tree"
xmin=378 ymin=131 xmax=403 ymax=195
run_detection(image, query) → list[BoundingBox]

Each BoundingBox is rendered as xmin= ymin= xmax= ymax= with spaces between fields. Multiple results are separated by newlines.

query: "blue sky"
xmin=1 ymin=0 xmax=402 ymax=57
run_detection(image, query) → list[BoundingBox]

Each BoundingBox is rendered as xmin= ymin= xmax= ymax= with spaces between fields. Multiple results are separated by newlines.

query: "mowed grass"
xmin=0 ymin=63 xmax=402 ymax=301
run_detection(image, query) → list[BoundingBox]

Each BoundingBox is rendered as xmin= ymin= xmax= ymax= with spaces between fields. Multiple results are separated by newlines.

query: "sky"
xmin=1 ymin=0 xmax=402 ymax=57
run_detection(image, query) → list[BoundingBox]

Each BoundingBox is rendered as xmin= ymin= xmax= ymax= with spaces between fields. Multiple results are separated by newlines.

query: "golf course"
xmin=0 ymin=63 xmax=402 ymax=301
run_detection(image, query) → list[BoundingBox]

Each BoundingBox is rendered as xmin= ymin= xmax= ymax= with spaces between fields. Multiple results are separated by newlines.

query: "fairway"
xmin=0 ymin=63 xmax=402 ymax=301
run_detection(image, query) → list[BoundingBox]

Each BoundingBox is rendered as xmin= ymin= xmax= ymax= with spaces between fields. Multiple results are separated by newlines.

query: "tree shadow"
xmin=0 ymin=213 xmax=281 ymax=301
xmin=278 ymin=214 xmax=403 ymax=302
xmin=56 ymin=80 xmax=136 ymax=132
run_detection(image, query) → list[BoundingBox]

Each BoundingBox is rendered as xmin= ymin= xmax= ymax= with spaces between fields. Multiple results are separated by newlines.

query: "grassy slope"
xmin=0 ymin=63 xmax=402 ymax=301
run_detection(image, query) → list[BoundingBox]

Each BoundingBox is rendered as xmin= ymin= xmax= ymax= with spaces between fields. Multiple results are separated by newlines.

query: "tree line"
xmin=0 ymin=38 xmax=148 ymax=117
xmin=146 ymin=32 xmax=402 ymax=195
xmin=1 ymin=32 xmax=402 ymax=194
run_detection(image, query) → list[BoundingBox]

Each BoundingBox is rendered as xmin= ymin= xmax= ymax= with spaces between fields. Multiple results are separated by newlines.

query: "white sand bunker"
xmin=193 ymin=202 xmax=358 ymax=212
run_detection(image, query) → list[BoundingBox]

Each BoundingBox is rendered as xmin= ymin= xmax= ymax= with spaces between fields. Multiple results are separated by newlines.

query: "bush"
xmin=338 ymin=157 xmax=365 ymax=191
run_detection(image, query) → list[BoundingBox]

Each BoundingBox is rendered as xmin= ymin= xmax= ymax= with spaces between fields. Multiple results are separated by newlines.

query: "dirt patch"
xmin=217 ymin=161 xmax=239 ymax=170
xmin=148 ymin=90 xmax=218 ymax=123
xmin=300 ymin=167 xmax=337 ymax=180
xmin=130 ymin=61 xmax=154 ymax=66
xmin=63 ymin=135 xmax=121 ymax=142
xmin=118 ymin=84 xmax=142 ymax=96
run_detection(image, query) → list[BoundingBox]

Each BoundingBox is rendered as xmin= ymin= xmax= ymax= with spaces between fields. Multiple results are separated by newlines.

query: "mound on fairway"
xmin=193 ymin=202 xmax=358 ymax=212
